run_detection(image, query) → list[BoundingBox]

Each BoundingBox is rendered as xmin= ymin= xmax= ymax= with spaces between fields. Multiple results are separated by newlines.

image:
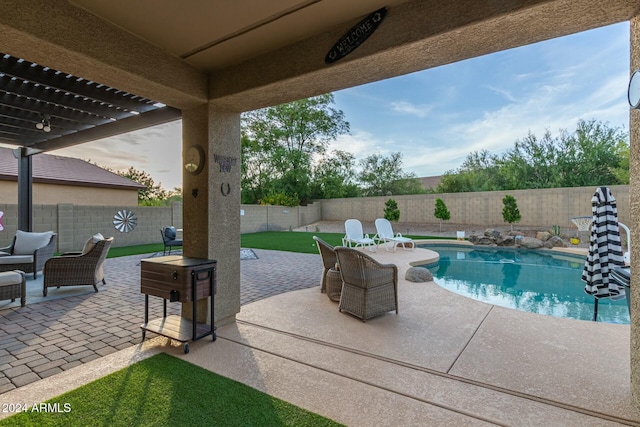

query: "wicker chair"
xmin=334 ymin=246 xmax=398 ymax=322
xmin=0 ymin=232 xmax=57 ymax=279
xmin=313 ymin=236 xmax=337 ymax=293
xmin=43 ymin=237 xmax=113 ymax=296
xmin=0 ymin=270 xmax=26 ymax=307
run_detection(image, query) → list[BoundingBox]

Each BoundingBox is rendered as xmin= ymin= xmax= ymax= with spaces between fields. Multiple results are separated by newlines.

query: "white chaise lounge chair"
xmin=374 ymin=218 xmax=415 ymax=252
xmin=342 ymin=219 xmax=376 ymax=252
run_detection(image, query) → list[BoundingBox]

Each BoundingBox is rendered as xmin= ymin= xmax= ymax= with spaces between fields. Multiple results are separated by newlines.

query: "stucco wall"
xmin=0 ymin=181 xmax=139 ymax=206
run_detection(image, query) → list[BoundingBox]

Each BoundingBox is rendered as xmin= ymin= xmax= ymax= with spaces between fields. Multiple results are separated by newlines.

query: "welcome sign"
xmin=325 ymin=7 xmax=387 ymax=65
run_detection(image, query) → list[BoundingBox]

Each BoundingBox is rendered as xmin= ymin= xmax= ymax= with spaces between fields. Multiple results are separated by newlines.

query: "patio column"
xmin=14 ymin=148 xmax=33 ymax=232
xmin=630 ymin=13 xmax=640 ymax=410
xmin=182 ymin=104 xmax=241 ymax=327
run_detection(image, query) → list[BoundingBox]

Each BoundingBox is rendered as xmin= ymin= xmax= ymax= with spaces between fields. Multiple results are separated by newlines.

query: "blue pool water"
xmin=418 ymin=244 xmax=630 ymax=324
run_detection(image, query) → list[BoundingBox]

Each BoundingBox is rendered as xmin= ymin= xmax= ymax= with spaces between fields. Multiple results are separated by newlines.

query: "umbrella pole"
xmin=592 ymin=298 xmax=599 ymax=322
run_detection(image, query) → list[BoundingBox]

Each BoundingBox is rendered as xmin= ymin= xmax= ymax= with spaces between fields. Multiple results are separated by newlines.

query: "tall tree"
xmin=241 ymin=134 xmax=277 ymax=204
xmin=310 ymin=150 xmax=360 ymax=199
xmin=435 ymin=119 xmax=628 ymax=193
xmin=612 ymin=140 xmax=630 ymax=184
xmin=113 ymin=166 xmax=175 ymax=205
xmin=358 ymin=152 xmax=425 ymax=196
xmin=241 ymin=93 xmax=350 ymax=204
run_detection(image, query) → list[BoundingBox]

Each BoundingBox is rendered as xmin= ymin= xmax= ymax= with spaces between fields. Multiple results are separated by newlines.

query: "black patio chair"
xmin=161 ymin=226 xmax=183 ymax=255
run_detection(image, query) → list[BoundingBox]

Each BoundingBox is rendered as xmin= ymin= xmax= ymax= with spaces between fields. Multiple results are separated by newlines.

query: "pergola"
xmin=0 ymin=53 xmax=181 ymax=229
xmin=1 ymin=0 xmax=640 ymax=407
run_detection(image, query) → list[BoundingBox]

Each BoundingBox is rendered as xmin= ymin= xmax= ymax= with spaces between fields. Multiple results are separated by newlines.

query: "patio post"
xmin=14 ymin=147 xmax=33 ymax=232
xmin=630 ymin=12 xmax=640 ymax=410
xmin=181 ymin=104 xmax=241 ymax=327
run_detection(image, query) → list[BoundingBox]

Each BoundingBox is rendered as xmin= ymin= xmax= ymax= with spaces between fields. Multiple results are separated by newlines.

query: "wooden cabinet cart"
xmin=140 ymin=255 xmax=217 ymax=353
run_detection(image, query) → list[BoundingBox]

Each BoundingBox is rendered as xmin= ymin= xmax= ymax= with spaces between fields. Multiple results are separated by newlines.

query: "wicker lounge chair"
xmin=0 ymin=231 xmax=57 ymax=279
xmin=43 ymin=236 xmax=113 ymax=296
xmin=334 ymin=246 xmax=398 ymax=322
xmin=313 ymin=236 xmax=337 ymax=293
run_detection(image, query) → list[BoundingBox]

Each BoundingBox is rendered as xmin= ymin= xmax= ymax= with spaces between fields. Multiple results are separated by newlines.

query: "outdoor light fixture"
xmin=628 ymin=70 xmax=640 ymax=109
xmin=184 ymin=145 xmax=205 ymax=175
xmin=35 ymin=114 xmax=51 ymax=132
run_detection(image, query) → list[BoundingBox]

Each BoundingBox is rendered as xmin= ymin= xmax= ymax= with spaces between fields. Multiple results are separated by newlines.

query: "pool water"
xmin=419 ymin=244 xmax=630 ymax=324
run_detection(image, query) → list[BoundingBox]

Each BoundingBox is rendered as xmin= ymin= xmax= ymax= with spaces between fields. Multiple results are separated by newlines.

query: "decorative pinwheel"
xmin=113 ymin=209 xmax=137 ymax=233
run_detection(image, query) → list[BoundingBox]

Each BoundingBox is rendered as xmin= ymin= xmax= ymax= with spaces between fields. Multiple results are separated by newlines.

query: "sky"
xmin=54 ymin=22 xmax=631 ymax=190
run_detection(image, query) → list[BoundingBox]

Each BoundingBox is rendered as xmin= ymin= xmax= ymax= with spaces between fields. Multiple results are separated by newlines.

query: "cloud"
xmin=54 ymin=121 xmax=183 ymax=189
xmin=338 ymin=42 xmax=629 ymax=180
xmin=329 ymin=130 xmax=388 ymax=158
xmin=485 ymin=85 xmax=517 ymax=102
xmin=390 ymin=101 xmax=433 ymax=118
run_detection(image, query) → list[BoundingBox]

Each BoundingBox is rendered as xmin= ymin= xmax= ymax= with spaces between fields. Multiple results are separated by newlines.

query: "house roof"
xmin=0 ymin=147 xmax=145 ymax=190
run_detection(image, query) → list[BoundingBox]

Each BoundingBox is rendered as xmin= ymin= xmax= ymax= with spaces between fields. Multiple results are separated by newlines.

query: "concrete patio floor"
xmin=1 ymin=245 xmax=638 ymax=426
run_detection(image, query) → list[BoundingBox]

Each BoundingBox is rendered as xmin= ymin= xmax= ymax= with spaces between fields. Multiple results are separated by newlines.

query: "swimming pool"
xmin=418 ymin=244 xmax=630 ymax=324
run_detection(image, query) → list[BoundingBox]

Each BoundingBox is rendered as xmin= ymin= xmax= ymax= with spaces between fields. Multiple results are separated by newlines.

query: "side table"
xmin=326 ymin=268 xmax=342 ymax=302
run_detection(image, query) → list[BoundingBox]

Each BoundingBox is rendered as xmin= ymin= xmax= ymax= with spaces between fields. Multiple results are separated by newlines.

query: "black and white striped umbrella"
xmin=582 ymin=186 xmax=625 ymax=321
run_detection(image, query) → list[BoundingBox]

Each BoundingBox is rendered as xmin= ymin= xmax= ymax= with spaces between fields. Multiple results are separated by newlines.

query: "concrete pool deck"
xmin=1 ymin=244 xmax=638 ymax=425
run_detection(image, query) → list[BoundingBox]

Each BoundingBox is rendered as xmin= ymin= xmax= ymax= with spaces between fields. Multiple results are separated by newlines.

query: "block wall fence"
xmin=319 ymin=185 xmax=630 ymax=229
xmin=0 ymin=185 xmax=628 ymax=252
xmin=0 ymin=203 xmax=183 ymax=253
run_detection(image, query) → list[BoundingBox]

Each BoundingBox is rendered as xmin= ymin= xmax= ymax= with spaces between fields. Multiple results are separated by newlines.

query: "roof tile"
xmin=0 ymin=147 xmax=146 ymax=190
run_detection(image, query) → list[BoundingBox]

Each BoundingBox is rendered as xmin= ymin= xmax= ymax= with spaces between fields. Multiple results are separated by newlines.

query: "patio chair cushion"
xmin=0 ymin=270 xmax=24 ymax=286
xmin=0 ymin=270 xmax=26 ymax=307
xmin=164 ymin=227 xmax=177 ymax=240
xmin=0 ymin=255 xmax=33 ymax=264
xmin=81 ymin=233 xmax=105 ymax=255
xmin=13 ymin=230 xmax=54 ymax=255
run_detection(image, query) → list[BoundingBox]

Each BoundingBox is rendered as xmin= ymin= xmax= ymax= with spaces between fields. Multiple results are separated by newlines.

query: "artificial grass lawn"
xmin=97 ymin=230 xmax=456 ymax=258
xmin=106 ymin=243 xmax=165 ymax=258
xmin=240 ymin=231 xmax=454 ymax=254
xmin=242 ymin=232 xmax=345 ymax=253
xmin=0 ymin=353 xmax=343 ymax=427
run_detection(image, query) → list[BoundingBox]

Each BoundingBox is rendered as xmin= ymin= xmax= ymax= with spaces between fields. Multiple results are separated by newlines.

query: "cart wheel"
xmin=212 ymin=332 xmax=217 ymax=342
xmin=184 ymin=343 xmax=189 ymax=354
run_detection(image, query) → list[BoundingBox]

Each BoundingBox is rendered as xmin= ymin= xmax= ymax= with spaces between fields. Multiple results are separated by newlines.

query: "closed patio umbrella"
xmin=582 ymin=186 xmax=626 ymax=321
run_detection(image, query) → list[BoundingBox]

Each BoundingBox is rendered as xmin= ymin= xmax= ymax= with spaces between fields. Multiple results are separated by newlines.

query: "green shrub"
xmin=384 ymin=199 xmax=400 ymax=222
xmin=502 ymin=195 xmax=521 ymax=231
xmin=259 ymin=193 xmax=300 ymax=207
xmin=434 ymin=198 xmax=451 ymax=232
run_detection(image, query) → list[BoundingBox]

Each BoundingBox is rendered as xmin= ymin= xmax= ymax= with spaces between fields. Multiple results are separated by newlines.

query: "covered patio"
xmin=0 ymin=246 xmax=636 ymax=425
xmin=1 ymin=0 xmax=640 ymax=419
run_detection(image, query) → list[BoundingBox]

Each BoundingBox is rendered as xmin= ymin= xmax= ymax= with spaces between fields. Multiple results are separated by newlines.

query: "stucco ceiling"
xmin=69 ymin=0 xmax=407 ymax=71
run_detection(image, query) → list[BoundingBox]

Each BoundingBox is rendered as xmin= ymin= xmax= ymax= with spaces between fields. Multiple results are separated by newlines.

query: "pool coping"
xmin=416 ymin=238 xmax=588 ymax=259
